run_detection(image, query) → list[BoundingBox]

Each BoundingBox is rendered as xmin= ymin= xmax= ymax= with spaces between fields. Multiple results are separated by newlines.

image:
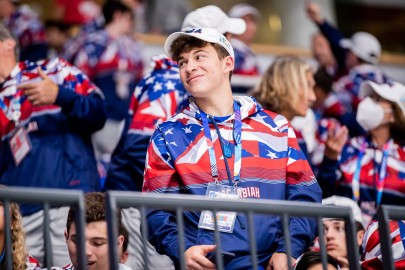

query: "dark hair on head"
xmin=295 ymin=251 xmax=340 ymax=270
xmin=314 ymin=67 xmax=333 ymax=94
xmin=44 ymin=20 xmax=70 ymax=33
xmin=170 ymin=35 xmax=229 ymax=62
xmin=66 ymin=192 xmax=122 ymax=235
xmin=102 ymin=1 xmax=132 ymax=25
xmin=120 ymin=224 xmax=129 ymax=253
xmin=390 ymin=102 xmax=405 ymax=146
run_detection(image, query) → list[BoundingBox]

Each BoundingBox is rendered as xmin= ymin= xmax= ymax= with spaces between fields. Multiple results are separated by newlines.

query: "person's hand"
xmin=19 ymin=67 xmax=59 ymax=106
xmin=267 ymin=252 xmax=296 ymax=270
xmin=305 ymin=0 xmax=324 ymax=24
xmin=324 ymin=124 xmax=349 ymax=160
xmin=336 ymin=256 xmax=350 ymax=270
xmin=184 ymin=245 xmax=217 ymax=270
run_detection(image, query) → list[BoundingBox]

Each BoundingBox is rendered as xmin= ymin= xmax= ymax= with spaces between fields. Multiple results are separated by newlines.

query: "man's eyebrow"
xmin=89 ymin=237 xmax=108 ymax=241
xmin=178 ymin=49 xmax=208 ymax=61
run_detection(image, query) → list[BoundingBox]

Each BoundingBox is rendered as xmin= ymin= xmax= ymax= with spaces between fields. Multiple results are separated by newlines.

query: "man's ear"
xmin=3 ymin=39 xmax=16 ymax=52
xmin=64 ymin=230 xmax=69 ymax=243
xmin=117 ymin=235 xmax=124 ymax=247
xmin=224 ymin=56 xmax=234 ymax=73
xmin=357 ymin=229 xmax=365 ymax=247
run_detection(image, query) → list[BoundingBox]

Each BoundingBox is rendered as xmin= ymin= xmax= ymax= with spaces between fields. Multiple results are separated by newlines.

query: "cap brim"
xmin=164 ymin=29 xmax=234 ymax=61
xmin=164 ymin=32 xmax=183 ymax=59
xmin=223 ymin=18 xmax=246 ymax=35
xmin=360 ymin=81 xmax=394 ymax=101
xmin=359 ymin=81 xmax=376 ymax=99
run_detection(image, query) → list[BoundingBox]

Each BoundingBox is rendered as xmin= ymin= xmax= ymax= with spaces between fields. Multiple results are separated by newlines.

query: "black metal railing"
xmin=0 ymin=187 xmax=87 ymax=270
xmin=105 ymin=191 xmax=361 ymax=270
xmin=2 ymin=188 xmax=402 ymax=270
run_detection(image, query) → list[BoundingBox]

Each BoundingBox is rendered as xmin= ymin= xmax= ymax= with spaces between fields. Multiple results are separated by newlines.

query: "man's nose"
xmin=186 ymin=59 xmax=198 ymax=73
xmin=85 ymin=242 xmax=94 ymax=256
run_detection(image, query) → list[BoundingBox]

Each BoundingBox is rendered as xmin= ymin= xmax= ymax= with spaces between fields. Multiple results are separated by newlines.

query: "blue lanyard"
xmin=352 ymin=141 xmax=366 ymax=202
xmin=0 ymin=72 xmax=23 ymax=124
xmin=376 ymin=140 xmax=391 ymax=206
xmin=200 ymin=101 xmax=242 ymax=185
xmin=352 ymin=139 xmax=391 ymax=205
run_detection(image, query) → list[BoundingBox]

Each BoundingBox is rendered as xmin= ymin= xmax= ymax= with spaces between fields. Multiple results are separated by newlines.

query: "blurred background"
xmin=14 ymin=0 xmax=405 ymax=82
xmin=23 ymin=0 xmax=405 ymax=53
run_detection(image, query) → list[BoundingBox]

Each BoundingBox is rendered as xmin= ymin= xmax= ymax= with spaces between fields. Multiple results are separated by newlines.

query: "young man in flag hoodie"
xmin=143 ymin=27 xmax=322 ymax=270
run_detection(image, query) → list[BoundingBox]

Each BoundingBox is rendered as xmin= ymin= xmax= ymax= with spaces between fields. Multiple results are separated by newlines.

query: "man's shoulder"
xmin=157 ymin=111 xmax=193 ymax=128
xmin=254 ymin=109 xmax=289 ymax=133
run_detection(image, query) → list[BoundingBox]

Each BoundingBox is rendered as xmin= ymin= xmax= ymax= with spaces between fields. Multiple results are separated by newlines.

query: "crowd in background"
xmin=1 ymin=0 xmax=405 ymax=269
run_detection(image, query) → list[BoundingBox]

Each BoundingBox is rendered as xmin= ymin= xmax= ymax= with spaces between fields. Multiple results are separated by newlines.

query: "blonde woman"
xmin=252 ymin=55 xmax=317 ymax=158
xmin=0 ymin=189 xmax=41 ymax=270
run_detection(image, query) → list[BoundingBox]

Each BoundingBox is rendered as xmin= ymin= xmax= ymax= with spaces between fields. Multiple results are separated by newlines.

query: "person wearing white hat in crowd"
xmin=143 ymin=26 xmax=321 ymax=269
xmin=181 ymin=5 xmax=246 ymax=37
xmin=228 ymin=3 xmax=261 ymax=93
xmin=306 ymin=1 xmax=391 ymax=138
xmin=318 ymin=81 xmax=405 ymax=227
xmin=104 ymin=5 xmax=247 ymax=270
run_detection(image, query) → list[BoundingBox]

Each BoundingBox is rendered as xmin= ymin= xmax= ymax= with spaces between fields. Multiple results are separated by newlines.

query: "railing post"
xmin=105 ymin=191 xmax=120 ymax=270
xmin=75 ymin=195 xmax=87 ymax=270
xmin=377 ymin=206 xmax=395 ymax=270
xmin=344 ymin=211 xmax=361 ymax=270
xmin=4 ymin=201 xmax=13 ymax=270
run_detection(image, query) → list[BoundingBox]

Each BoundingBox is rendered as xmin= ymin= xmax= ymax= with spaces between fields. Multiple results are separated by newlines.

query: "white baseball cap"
xmin=228 ymin=3 xmax=261 ymax=20
xmin=340 ymin=32 xmax=381 ymax=65
xmin=322 ymin=196 xmax=364 ymax=227
xmin=182 ymin=5 xmax=246 ymax=35
xmin=360 ymin=80 xmax=405 ymax=117
xmin=164 ymin=28 xmax=235 ymax=60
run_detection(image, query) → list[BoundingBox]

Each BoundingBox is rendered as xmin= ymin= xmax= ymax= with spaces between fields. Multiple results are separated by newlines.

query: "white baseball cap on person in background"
xmin=228 ymin=3 xmax=261 ymax=21
xmin=322 ymin=195 xmax=364 ymax=228
xmin=181 ymin=5 xmax=246 ymax=35
xmin=340 ymin=32 xmax=381 ymax=65
xmin=359 ymin=80 xmax=405 ymax=117
xmin=164 ymin=28 xmax=235 ymax=61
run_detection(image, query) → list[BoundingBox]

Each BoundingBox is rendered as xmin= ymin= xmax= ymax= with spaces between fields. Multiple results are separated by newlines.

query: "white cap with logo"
xmin=181 ymin=5 xmax=246 ymax=35
xmin=164 ymin=28 xmax=235 ymax=61
xmin=360 ymin=80 xmax=405 ymax=117
xmin=340 ymin=32 xmax=381 ymax=65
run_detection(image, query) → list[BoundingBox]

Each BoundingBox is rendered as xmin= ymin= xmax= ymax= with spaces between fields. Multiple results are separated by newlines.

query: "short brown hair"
xmin=390 ymin=101 xmax=405 ymax=146
xmin=66 ymin=192 xmax=122 ymax=235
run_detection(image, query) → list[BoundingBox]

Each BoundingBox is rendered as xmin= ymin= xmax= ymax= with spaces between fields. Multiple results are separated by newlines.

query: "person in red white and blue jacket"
xmin=104 ymin=55 xmax=188 ymax=270
xmin=361 ymin=220 xmax=405 ymax=269
xmin=318 ymin=81 xmax=405 ymax=227
xmin=143 ymin=28 xmax=322 ymax=269
xmin=72 ymin=1 xmax=144 ymax=167
xmin=0 ymin=25 xmax=106 ymax=266
xmin=105 ymin=55 xmax=189 ymax=192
